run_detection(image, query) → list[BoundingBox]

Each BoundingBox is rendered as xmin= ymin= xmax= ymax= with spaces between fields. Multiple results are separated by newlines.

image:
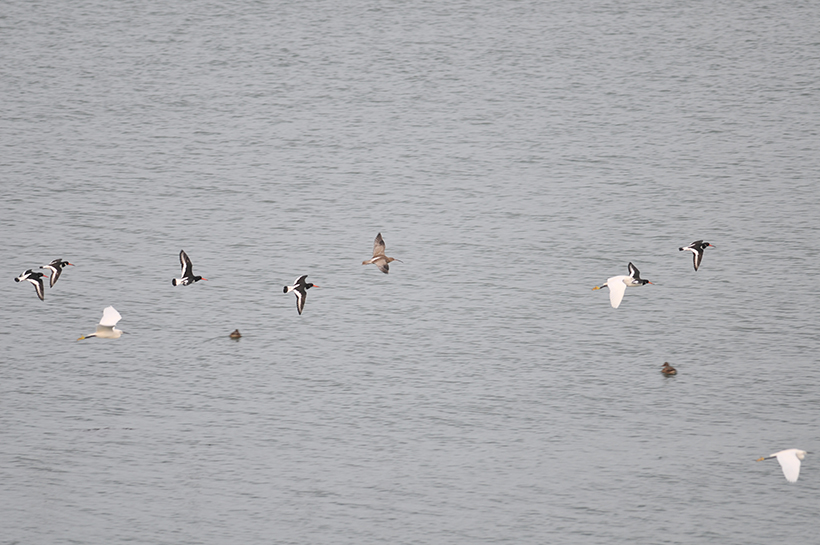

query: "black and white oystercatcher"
xmin=15 ymin=269 xmax=47 ymax=301
xmin=172 ymin=250 xmax=207 ymax=286
xmin=362 ymin=233 xmax=402 ymax=274
xmin=283 ymin=275 xmax=319 ymax=315
xmin=40 ymin=259 xmax=74 ymax=288
xmin=679 ymin=240 xmax=714 ymax=271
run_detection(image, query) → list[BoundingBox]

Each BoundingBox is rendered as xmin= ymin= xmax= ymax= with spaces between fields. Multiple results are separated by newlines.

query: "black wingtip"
xmin=283 ymin=286 xmax=288 ymax=294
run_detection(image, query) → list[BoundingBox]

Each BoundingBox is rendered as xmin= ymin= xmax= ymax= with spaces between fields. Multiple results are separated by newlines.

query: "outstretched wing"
xmin=627 ymin=262 xmax=641 ymax=280
xmin=294 ymin=287 xmax=307 ymax=315
xmin=608 ymin=276 xmax=628 ymax=308
xmin=692 ymin=250 xmax=703 ymax=271
xmin=100 ymin=306 xmax=122 ymax=327
xmin=372 ymin=233 xmax=386 ymax=257
xmin=179 ymin=250 xmax=193 ymax=277
xmin=48 ymin=266 xmax=61 ymax=288
xmin=295 ymin=275 xmax=309 ymax=287
xmin=29 ymin=277 xmax=45 ymax=301
xmin=776 ymin=451 xmax=802 ymax=483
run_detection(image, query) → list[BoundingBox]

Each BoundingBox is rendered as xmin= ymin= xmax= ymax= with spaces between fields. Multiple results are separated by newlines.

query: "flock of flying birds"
xmin=12 ymin=236 xmax=809 ymax=482
xmin=13 ymin=233 xmax=401 ymax=329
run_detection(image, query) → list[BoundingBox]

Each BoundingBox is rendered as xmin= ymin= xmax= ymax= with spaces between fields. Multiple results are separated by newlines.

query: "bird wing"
xmin=294 ymin=287 xmax=306 ymax=315
xmin=627 ymin=262 xmax=640 ymax=279
xmin=47 ymin=266 xmax=61 ymax=287
xmin=100 ymin=306 xmax=122 ymax=327
xmin=372 ymin=233 xmax=386 ymax=257
xmin=29 ymin=278 xmax=45 ymax=301
xmin=377 ymin=259 xmax=389 ymax=274
xmin=692 ymin=249 xmax=703 ymax=271
xmin=295 ymin=275 xmax=309 ymax=286
xmin=607 ymin=276 xmax=628 ymax=308
xmin=179 ymin=250 xmax=193 ymax=277
xmin=776 ymin=451 xmax=802 ymax=482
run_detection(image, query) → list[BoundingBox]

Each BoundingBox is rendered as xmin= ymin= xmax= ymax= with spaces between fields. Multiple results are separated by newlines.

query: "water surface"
xmin=2 ymin=1 xmax=819 ymax=544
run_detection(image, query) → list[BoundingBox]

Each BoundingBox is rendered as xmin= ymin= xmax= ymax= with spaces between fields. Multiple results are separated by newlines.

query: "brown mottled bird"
xmin=362 ymin=233 xmax=402 ymax=274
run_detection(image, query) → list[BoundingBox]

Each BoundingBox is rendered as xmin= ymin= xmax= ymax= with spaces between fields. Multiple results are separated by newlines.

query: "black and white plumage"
xmin=283 ymin=275 xmax=319 ymax=315
xmin=592 ymin=262 xmax=653 ymax=308
xmin=679 ymin=240 xmax=714 ymax=271
xmin=40 ymin=259 xmax=74 ymax=288
xmin=14 ymin=269 xmax=48 ymax=301
xmin=626 ymin=262 xmax=651 ymax=287
xmin=362 ymin=232 xmax=402 ymax=274
xmin=172 ymin=250 xmax=207 ymax=286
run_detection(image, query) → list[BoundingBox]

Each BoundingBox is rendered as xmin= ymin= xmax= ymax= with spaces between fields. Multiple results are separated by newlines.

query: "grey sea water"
xmin=2 ymin=1 xmax=819 ymax=543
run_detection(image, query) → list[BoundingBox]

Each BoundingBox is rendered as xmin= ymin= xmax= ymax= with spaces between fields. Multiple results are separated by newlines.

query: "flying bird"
xmin=679 ymin=240 xmax=715 ymax=271
xmin=40 ymin=259 xmax=74 ymax=288
xmin=362 ymin=232 xmax=402 ymax=274
xmin=283 ymin=275 xmax=319 ymax=315
xmin=77 ymin=306 xmax=124 ymax=340
xmin=756 ymin=449 xmax=808 ymax=483
xmin=592 ymin=262 xmax=653 ymax=308
xmin=14 ymin=269 xmax=48 ymax=301
xmin=172 ymin=250 xmax=207 ymax=286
